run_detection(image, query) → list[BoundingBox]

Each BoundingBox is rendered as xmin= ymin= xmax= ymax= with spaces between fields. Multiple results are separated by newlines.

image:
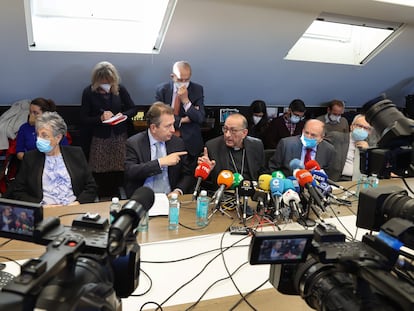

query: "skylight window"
xmin=284 ymin=13 xmax=404 ymax=66
xmin=23 ymin=0 xmax=177 ymax=54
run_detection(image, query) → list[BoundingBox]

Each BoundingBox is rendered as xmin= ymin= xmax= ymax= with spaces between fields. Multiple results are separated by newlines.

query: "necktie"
xmin=152 ymin=142 xmax=171 ymax=193
xmin=304 ymin=148 xmax=312 ymax=164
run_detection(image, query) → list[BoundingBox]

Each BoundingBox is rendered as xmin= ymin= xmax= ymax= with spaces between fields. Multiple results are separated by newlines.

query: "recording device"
xmin=361 ymin=97 xmax=414 ymax=178
xmin=281 ymin=189 xmax=301 ymax=220
xmin=270 ymin=177 xmax=284 ymax=218
xmin=0 ymin=187 xmax=155 ymax=310
xmin=238 ymin=179 xmax=255 ymax=224
xmin=192 ymin=162 xmax=211 ymax=201
xmin=249 ymin=186 xmax=414 ymax=311
xmin=289 ymin=158 xmax=304 ymax=172
xmin=295 ymin=169 xmax=326 ymax=212
xmin=304 ymin=159 xmax=320 ymax=172
xmin=213 ymin=170 xmax=234 ymax=208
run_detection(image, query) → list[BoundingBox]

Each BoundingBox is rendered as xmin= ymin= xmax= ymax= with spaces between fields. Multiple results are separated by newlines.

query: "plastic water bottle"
xmin=168 ymin=193 xmax=180 ymax=230
xmin=356 ymin=174 xmax=369 ymax=197
xmin=368 ymin=174 xmax=379 ymax=188
xmin=109 ymin=197 xmax=121 ymax=224
xmin=196 ymin=190 xmax=209 ymax=226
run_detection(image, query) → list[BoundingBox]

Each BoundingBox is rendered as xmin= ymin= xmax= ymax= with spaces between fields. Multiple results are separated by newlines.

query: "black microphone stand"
xmin=208 ymin=192 xmax=233 ymax=220
xmin=297 ymin=192 xmax=316 ymax=227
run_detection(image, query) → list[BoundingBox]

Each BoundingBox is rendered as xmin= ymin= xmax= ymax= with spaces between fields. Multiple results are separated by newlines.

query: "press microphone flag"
xmin=192 ymin=162 xmax=211 ymax=200
xmin=214 ymin=170 xmax=234 ymax=207
xmin=304 ymin=159 xmax=321 ymax=171
xmin=295 ymin=169 xmax=325 ymax=211
xmin=258 ymin=174 xmax=272 ymax=191
xmin=289 ymin=158 xmax=304 ymax=171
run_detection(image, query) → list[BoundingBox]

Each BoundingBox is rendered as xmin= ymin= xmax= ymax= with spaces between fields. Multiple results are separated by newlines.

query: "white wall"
xmin=1 ymin=0 xmax=414 ymax=108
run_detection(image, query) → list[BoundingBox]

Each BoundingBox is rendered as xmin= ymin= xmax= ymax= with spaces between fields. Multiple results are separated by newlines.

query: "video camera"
xmin=248 ymin=186 xmax=414 ymax=311
xmin=360 ymin=97 xmax=414 ymax=178
xmin=0 ymin=187 xmax=154 ymax=311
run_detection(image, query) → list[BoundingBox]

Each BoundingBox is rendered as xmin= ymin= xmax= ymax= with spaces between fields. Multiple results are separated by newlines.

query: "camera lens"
xmin=383 ymin=191 xmax=414 ymax=224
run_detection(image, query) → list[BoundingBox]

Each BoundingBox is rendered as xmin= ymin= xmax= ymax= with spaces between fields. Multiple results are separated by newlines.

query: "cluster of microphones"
xmin=192 ymin=159 xmax=346 ymax=225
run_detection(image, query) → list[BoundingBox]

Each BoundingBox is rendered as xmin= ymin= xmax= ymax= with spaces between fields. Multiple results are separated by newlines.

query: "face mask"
xmin=301 ymin=134 xmax=317 ymax=149
xmin=328 ymin=114 xmax=341 ymax=124
xmin=174 ymin=82 xmax=190 ymax=89
xmin=36 ymin=137 xmax=53 ymax=153
xmin=100 ymin=84 xmax=111 ymax=93
xmin=253 ymin=116 xmax=262 ymax=125
xmin=290 ymin=115 xmax=301 ymax=124
xmin=351 ymin=128 xmax=368 ymax=141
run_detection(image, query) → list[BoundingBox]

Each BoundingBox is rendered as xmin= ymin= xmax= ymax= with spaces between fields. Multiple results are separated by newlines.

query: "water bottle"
xmin=196 ymin=190 xmax=210 ymax=226
xmin=356 ymin=174 xmax=369 ymax=197
xmin=368 ymin=174 xmax=379 ymax=188
xmin=109 ymin=197 xmax=121 ymax=224
xmin=168 ymin=193 xmax=180 ymax=230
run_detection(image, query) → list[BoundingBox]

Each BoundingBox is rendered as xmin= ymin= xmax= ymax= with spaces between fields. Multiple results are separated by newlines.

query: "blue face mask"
xmin=351 ymin=128 xmax=368 ymax=141
xmin=290 ymin=115 xmax=301 ymax=124
xmin=301 ymin=134 xmax=317 ymax=149
xmin=36 ymin=137 xmax=53 ymax=153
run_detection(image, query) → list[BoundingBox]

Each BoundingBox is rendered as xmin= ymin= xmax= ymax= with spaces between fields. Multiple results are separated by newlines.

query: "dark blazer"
xmin=268 ymin=135 xmax=336 ymax=177
xmin=205 ymin=135 xmax=266 ymax=185
xmin=155 ymin=81 xmax=205 ymax=156
xmin=324 ymin=132 xmax=350 ymax=181
xmin=11 ymin=146 xmax=97 ymax=204
xmin=265 ymin=115 xmax=305 ymax=149
xmin=124 ymin=131 xmax=194 ymax=197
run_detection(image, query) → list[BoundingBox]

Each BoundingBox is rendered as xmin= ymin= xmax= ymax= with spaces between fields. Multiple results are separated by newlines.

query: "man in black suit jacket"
xmin=268 ymin=119 xmax=335 ymax=177
xmin=155 ymin=61 xmax=205 ymax=169
xmin=198 ymin=113 xmax=265 ymax=187
xmin=124 ymin=102 xmax=194 ymax=198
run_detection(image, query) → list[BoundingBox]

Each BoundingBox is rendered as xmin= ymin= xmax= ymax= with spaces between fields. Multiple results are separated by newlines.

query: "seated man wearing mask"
xmin=316 ymin=99 xmax=349 ymax=134
xmin=327 ymin=114 xmax=378 ymax=181
xmin=268 ymin=119 xmax=335 ymax=177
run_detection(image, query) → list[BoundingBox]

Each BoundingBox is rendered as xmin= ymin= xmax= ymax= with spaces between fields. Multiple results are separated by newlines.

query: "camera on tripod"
xmin=248 ymin=185 xmax=414 ymax=311
xmin=0 ymin=186 xmax=154 ymax=311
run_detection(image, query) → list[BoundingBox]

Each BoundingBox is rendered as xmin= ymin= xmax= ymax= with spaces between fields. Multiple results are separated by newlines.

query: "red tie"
xmin=304 ymin=148 xmax=312 ymax=164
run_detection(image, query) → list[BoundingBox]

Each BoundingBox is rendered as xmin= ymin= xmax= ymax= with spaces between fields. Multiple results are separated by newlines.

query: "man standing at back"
xmin=317 ymin=99 xmax=349 ymax=134
xmin=155 ymin=61 xmax=205 ymax=170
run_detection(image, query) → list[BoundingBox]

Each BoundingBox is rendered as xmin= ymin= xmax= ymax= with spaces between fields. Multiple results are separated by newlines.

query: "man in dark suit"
xmin=155 ymin=61 xmax=205 ymax=170
xmin=268 ymin=119 xmax=335 ymax=177
xmin=198 ymin=113 xmax=265 ymax=186
xmin=124 ymin=102 xmax=194 ymax=198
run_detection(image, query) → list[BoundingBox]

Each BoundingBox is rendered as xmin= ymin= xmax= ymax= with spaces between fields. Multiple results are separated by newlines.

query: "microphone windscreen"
xmin=231 ymin=172 xmax=244 ymax=189
xmin=194 ymin=162 xmax=211 ymax=180
xmin=258 ymin=174 xmax=272 ymax=191
xmin=283 ymin=179 xmax=295 ymax=192
xmin=271 ymin=170 xmax=286 ymax=179
xmin=295 ymin=169 xmax=314 ymax=188
xmin=287 ymin=176 xmax=300 ymax=193
xmin=238 ymin=180 xmax=255 ymax=196
xmin=270 ymin=178 xmax=284 ymax=196
xmin=217 ymin=170 xmax=234 ymax=189
xmin=131 ymin=186 xmax=155 ymax=212
xmin=289 ymin=158 xmax=304 ymax=171
xmin=312 ymin=170 xmax=328 ymax=184
xmin=304 ymin=159 xmax=321 ymax=171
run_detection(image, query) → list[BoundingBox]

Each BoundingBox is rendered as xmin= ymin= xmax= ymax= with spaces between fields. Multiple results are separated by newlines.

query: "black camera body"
xmin=0 ymin=213 xmax=141 ymax=311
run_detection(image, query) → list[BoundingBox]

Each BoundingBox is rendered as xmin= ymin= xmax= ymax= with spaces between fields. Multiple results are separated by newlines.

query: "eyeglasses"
xmin=222 ymin=126 xmax=245 ymax=135
xmin=353 ymin=123 xmax=372 ymax=131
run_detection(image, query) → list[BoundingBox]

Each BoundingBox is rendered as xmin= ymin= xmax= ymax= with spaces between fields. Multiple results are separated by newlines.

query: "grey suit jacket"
xmin=268 ymin=135 xmax=336 ymax=177
xmin=205 ymin=135 xmax=265 ymax=185
xmin=124 ymin=131 xmax=194 ymax=197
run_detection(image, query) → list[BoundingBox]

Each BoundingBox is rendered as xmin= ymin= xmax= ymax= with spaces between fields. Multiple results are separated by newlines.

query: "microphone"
xmin=304 ymin=159 xmax=321 ymax=171
xmin=271 ymin=170 xmax=286 ymax=179
xmin=258 ymin=174 xmax=272 ymax=192
xmin=283 ymin=178 xmax=295 ymax=192
xmin=252 ymin=190 xmax=267 ymax=212
xmin=289 ymin=158 xmax=304 ymax=171
xmin=282 ymin=189 xmax=301 ymax=219
xmin=238 ymin=180 xmax=255 ymax=224
xmin=214 ymin=170 xmax=234 ymax=207
xmin=108 ymin=187 xmax=155 ymax=256
xmin=270 ymin=177 xmax=284 ymax=217
xmin=295 ymin=169 xmax=326 ymax=212
xmin=286 ymin=176 xmax=300 ymax=193
xmin=192 ymin=162 xmax=211 ymax=201
xmin=231 ymin=172 xmax=244 ymax=218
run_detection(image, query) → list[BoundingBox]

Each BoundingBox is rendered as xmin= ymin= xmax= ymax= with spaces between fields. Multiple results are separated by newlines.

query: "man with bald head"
xmin=155 ymin=61 xmax=205 ymax=171
xmin=268 ymin=119 xmax=335 ymax=176
xmin=198 ymin=113 xmax=265 ymax=185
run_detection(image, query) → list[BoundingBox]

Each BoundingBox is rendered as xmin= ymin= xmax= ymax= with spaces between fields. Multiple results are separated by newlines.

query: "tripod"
xmin=208 ymin=200 xmax=233 ymax=219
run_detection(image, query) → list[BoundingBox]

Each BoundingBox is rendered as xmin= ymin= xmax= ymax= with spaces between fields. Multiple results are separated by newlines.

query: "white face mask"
xmin=100 ymin=84 xmax=111 ymax=93
xmin=328 ymin=114 xmax=341 ymax=124
xmin=174 ymin=82 xmax=190 ymax=89
xmin=253 ymin=115 xmax=262 ymax=125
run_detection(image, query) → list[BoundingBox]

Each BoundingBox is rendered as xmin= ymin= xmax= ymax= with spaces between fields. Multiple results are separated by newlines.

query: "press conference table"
xmin=0 ymin=177 xmax=413 ymax=310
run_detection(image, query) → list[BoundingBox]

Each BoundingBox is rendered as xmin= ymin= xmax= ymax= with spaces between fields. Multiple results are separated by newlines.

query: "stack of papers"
xmin=149 ymin=193 xmax=170 ymax=216
xmin=102 ymin=114 xmax=128 ymax=125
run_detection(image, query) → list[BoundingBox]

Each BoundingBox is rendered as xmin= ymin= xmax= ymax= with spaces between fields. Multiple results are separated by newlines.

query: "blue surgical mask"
xmin=290 ymin=115 xmax=301 ymax=124
xmin=351 ymin=128 xmax=368 ymax=141
xmin=300 ymin=134 xmax=317 ymax=149
xmin=36 ymin=137 xmax=53 ymax=153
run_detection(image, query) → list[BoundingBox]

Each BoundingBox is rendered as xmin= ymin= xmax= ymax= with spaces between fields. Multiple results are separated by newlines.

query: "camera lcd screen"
xmin=249 ymin=231 xmax=313 ymax=265
xmin=0 ymin=198 xmax=42 ymax=240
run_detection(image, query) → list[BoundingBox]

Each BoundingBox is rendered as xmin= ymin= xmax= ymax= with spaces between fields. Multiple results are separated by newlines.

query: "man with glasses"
xmin=155 ymin=61 xmax=205 ymax=171
xmin=316 ymin=99 xmax=349 ymax=134
xmin=327 ymin=114 xmax=378 ymax=181
xmin=198 ymin=113 xmax=265 ymax=186
xmin=124 ymin=102 xmax=194 ymax=198
xmin=265 ymin=99 xmax=307 ymax=149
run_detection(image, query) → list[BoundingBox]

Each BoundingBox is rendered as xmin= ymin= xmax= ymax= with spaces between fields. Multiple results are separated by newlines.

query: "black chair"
xmin=264 ymin=149 xmax=276 ymax=165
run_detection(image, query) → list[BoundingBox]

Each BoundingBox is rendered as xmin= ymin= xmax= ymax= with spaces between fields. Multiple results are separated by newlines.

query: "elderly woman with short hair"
xmin=10 ymin=112 xmax=97 ymax=207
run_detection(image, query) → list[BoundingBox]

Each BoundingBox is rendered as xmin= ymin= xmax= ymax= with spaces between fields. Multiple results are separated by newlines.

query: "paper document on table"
xmin=149 ymin=193 xmax=169 ymax=216
xmin=102 ymin=114 xmax=127 ymax=125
